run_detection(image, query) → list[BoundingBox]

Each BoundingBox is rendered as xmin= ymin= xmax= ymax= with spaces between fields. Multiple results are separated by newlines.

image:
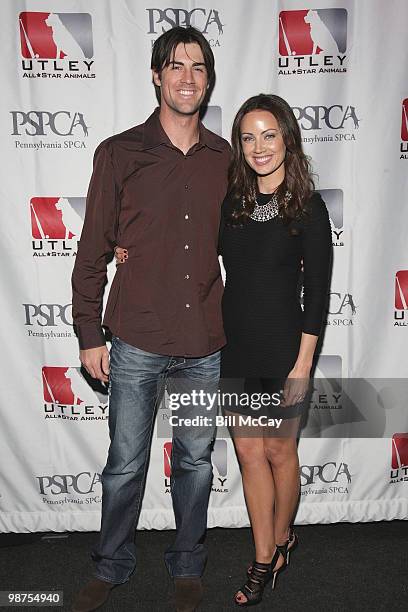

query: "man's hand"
xmin=80 ymin=346 xmax=110 ymax=382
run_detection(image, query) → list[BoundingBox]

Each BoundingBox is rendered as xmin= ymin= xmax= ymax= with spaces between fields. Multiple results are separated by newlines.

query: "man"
xmin=71 ymin=26 xmax=230 ymax=612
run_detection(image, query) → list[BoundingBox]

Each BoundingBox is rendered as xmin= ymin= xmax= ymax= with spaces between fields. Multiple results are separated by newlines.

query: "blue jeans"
xmin=91 ymin=336 xmax=220 ymax=583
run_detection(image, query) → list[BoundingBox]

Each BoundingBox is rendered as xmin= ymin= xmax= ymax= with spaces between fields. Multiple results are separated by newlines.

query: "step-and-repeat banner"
xmin=1 ymin=0 xmax=407 ymax=532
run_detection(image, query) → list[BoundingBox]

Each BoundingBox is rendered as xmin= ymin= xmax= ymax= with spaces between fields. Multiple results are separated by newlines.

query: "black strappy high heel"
xmin=276 ymin=529 xmax=298 ymax=565
xmin=246 ymin=529 xmax=298 ymax=577
xmin=234 ymin=548 xmax=284 ymax=607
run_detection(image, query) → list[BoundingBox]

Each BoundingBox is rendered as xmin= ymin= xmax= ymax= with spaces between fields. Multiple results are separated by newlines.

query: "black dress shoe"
xmin=174 ymin=577 xmax=203 ymax=611
xmin=71 ymin=578 xmax=116 ymax=612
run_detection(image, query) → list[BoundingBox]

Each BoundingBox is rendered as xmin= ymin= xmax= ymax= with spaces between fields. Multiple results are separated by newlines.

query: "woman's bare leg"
xmin=263 ymin=417 xmax=300 ymax=545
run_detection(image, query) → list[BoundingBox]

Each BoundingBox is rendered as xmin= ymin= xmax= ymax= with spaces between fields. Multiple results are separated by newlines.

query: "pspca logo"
xmin=390 ymin=433 xmax=408 ymax=484
xmin=37 ymin=471 xmax=102 ymax=506
xmin=11 ymin=110 xmax=89 ymax=151
xmin=300 ymin=460 xmax=351 ymax=496
xmin=278 ymin=9 xmax=347 ymax=76
xmin=292 ymin=104 xmax=360 ymax=144
xmin=400 ymin=100 xmax=408 ymax=160
xmin=23 ymin=302 xmax=73 ymax=340
xmin=42 ymin=366 xmax=108 ymax=422
xmin=318 ymin=189 xmax=344 ymax=247
xmin=147 ymin=7 xmax=224 ymax=47
xmin=326 ymin=291 xmax=357 ymax=326
xmin=30 ymin=197 xmax=85 ymax=257
xmin=394 ymin=270 xmax=408 ymax=327
xmin=19 ymin=12 xmax=95 ymax=78
xmin=163 ymin=439 xmax=228 ymax=493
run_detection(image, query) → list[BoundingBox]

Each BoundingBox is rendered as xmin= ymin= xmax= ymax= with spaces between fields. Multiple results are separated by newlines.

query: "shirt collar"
xmin=142 ymin=107 xmax=224 ymax=152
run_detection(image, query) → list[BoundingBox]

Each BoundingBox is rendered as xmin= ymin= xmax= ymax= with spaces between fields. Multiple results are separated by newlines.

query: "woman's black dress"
xmin=219 ymin=191 xmax=332 ymax=419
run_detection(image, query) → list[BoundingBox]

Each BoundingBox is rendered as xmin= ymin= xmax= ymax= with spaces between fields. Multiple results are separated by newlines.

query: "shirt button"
xmin=185 ymin=274 xmax=190 ymax=279
xmin=184 ymin=244 xmax=189 ymax=250
xmin=184 ymin=214 xmax=189 ymax=220
xmin=185 ymin=185 xmax=188 ymax=190
xmin=185 ymin=303 xmax=190 ymax=308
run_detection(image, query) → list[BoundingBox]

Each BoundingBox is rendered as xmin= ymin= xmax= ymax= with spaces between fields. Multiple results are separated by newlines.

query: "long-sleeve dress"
xmin=218 ymin=190 xmax=332 ymax=418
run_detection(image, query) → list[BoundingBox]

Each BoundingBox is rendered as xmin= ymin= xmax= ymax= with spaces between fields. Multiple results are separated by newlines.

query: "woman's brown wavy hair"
xmin=228 ymin=93 xmax=315 ymax=225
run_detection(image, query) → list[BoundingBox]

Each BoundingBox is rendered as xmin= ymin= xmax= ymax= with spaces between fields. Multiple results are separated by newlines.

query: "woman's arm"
xmin=283 ymin=193 xmax=332 ymax=405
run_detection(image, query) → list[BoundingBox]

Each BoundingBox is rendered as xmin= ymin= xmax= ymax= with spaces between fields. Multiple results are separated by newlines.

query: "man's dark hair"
xmin=151 ymin=26 xmax=215 ymax=101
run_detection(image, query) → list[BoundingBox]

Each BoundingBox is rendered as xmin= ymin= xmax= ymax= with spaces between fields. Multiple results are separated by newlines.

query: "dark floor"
xmin=0 ymin=522 xmax=407 ymax=611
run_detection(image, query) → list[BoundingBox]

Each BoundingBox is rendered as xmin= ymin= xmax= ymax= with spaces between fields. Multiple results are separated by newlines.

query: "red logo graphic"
xmin=279 ymin=9 xmax=347 ymax=56
xmin=395 ymin=271 xmax=408 ymax=310
xmin=391 ymin=433 xmax=408 ymax=469
xmin=164 ymin=442 xmax=173 ymax=477
xmin=401 ymin=100 xmax=408 ymax=141
xmin=19 ymin=12 xmax=93 ymax=59
xmin=163 ymin=440 xmax=227 ymax=478
xmin=42 ymin=367 xmax=101 ymax=405
xmin=30 ymin=197 xmax=84 ymax=239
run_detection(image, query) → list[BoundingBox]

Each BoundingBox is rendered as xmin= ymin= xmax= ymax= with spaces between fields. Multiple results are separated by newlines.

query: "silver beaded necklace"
xmin=248 ymin=190 xmax=292 ymax=222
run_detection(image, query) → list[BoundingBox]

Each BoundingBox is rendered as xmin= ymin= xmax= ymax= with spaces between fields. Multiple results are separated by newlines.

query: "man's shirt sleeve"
xmin=71 ymin=141 xmax=119 ymax=350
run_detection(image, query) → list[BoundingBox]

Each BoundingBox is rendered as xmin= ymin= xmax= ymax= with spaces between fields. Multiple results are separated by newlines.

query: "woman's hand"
xmin=114 ymin=246 xmax=128 ymax=265
xmin=281 ymin=365 xmax=310 ymax=407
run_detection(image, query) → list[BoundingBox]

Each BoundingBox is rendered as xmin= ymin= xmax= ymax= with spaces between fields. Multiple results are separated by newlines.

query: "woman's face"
xmin=239 ymin=110 xmax=286 ymax=178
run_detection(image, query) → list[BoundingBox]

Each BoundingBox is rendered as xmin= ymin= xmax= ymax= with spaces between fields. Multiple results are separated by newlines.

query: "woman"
xmin=219 ymin=93 xmax=332 ymax=607
xmin=115 ymin=94 xmax=332 ymax=607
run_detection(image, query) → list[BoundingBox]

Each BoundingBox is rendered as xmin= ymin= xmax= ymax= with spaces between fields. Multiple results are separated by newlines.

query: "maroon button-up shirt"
xmin=72 ymin=108 xmax=231 ymax=356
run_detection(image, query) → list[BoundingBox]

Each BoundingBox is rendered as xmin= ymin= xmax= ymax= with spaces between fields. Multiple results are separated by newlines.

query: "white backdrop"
xmin=1 ymin=0 xmax=407 ymax=533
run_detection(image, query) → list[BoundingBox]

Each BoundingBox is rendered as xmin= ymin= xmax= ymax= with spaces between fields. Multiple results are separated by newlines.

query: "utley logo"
xmin=311 ymin=355 xmax=343 ymax=411
xmin=30 ymin=197 xmax=85 ymax=257
xmin=394 ymin=270 xmax=408 ymax=326
xmin=19 ymin=12 xmax=95 ymax=78
xmin=23 ymin=302 xmax=73 ymax=340
xmin=278 ymin=9 xmax=347 ymax=76
xmin=390 ymin=433 xmax=408 ymax=484
xmin=317 ymin=189 xmax=344 ymax=247
xmin=42 ymin=366 xmax=108 ymax=422
xmin=11 ymin=111 xmax=89 ymax=151
xmin=292 ymin=105 xmax=360 ymax=145
xmin=163 ymin=439 xmax=228 ymax=493
xmin=400 ymin=99 xmax=408 ymax=160
xmin=300 ymin=461 xmax=351 ymax=496
xmin=211 ymin=440 xmax=228 ymax=493
xmin=147 ymin=8 xmax=224 ymax=47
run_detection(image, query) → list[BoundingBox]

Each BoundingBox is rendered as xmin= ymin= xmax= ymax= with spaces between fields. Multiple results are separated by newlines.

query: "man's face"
xmin=153 ymin=42 xmax=208 ymax=116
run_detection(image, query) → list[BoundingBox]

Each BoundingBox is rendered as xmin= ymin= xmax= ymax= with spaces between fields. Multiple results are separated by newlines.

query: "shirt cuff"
xmin=75 ymin=323 xmax=106 ymax=350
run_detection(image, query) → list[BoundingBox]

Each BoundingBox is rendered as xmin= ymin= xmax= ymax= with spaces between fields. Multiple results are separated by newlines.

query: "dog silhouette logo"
xmin=279 ymin=9 xmax=347 ymax=56
xmin=200 ymin=106 xmax=222 ymax=137
xmin=391 ymin=433 xmax=408 ymax=470
xmin=317 ymin=189 xmax=343 ymax=230
xmin=42 ymin=367 xmax=102 ymax=406
xmin=163 ymin=442 xmax=173 ymax=478
xmin=395 ymin=271 xmax=408 ymax=310
xmin=19 ymin=12 xmax=93 ymax=59
xmin=212 ymin=440 xmax=227 ymax=478
xmin=401 ymin=100 xmax=408 ymax=141
xmin=315 ymin=355 xmax=342 ymax=381
xmin=163 ymin=439 xmax=227 ymax=478
xmin=30 ymin=197 xmax=85 ymax=240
